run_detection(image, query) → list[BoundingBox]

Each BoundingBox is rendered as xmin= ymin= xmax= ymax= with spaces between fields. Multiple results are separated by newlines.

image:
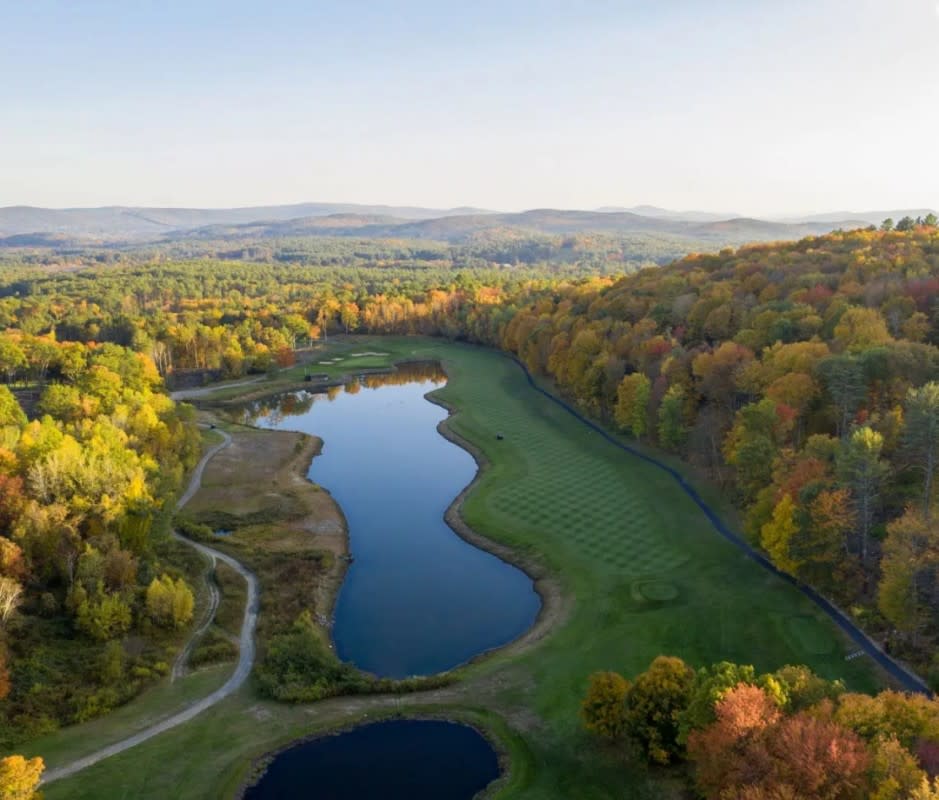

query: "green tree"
xmin=99 ymin=640 xmax=125 ymax=682
xmin=878 ymin=508 xmax=939 ymax=643
xmin=657 ymin=384 xmax=688 ymax=451
xmin=834 ymin=690 xmax=939 ymax=748
xmin=838 ymin=426 xmax=888 ymax=564
xmin=678 ymin=661 xmax=759 ymax=744
xmin=833 ymin=307 xmax=892 ymax=353
xmin=819 ymin=355 xmax=866 ymax=438
xmin=76 ymin=589 xmax=132 ymax=641
xmin=256 ymin=611 xmax=361 ymax=702
xmin=903 ymin=382 xmax=939 ymax=518
xmin=724 ymin=399 xmax=780 ymax=502
xmin=0 ymin=386 xmax=26 ymax=429
xmin=771 ymin=664 xmax=843 ymax=711
xmin=0 ymin=339 xmax=26 ymax=386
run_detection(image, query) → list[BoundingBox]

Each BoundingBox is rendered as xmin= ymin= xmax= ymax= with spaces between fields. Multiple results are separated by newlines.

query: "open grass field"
xmin=37 ymin=336 xmax=882 ymax=799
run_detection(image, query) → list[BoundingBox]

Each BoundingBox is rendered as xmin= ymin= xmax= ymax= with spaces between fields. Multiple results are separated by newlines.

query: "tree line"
xmin=582 ymin=654 xmax=939 ymax=799
xmin=0 ymin=333 xmax=199 ymax=747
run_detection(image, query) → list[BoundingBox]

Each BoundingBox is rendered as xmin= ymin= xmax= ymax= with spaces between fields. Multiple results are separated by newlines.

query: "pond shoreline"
xmin=427 ymin=389 xmax=569 ymax=667
xmin=224 ymin=360 xmax=562 ymax=677
xmin=235 ymin=712 xmax=512 ymax=800
xmin=223 ymin=358 xmax=566 ymax=796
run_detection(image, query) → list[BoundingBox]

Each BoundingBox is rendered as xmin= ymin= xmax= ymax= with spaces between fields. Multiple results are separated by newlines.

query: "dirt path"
xmin=172 ymin=551 xmax=219 ymax=682
xmin=43 ymin=429 xmax=260 ymax=785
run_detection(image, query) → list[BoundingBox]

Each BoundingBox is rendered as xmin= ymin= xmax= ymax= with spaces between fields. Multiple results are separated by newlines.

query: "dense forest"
xmin=497 ymin=225 xmax=939 ymax=678
xmin=0 ymin=335 xmax=199 ymax=746
xmin=0 ymin=228 xmax=711 ymax=276
xmin=2 ymin=223 xmax=939 ymax=757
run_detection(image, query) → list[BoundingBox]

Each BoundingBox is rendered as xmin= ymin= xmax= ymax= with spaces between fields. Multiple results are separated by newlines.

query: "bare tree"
xmin=0 ymin=576 xmax=23 ymax=626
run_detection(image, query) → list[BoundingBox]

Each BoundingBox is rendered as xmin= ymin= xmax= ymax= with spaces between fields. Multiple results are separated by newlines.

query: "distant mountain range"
xmin=0 ymin=203 xmax=491 ymax=239
xmin=781 ymin=209 xmax=938 ymax=225
xmin=176 ymin=209 xmax=848 ymax=245
xmin=0 ymin=202 xmax=934 ymax=250
xmin=593 ymin=205 xmax=741 ymax=222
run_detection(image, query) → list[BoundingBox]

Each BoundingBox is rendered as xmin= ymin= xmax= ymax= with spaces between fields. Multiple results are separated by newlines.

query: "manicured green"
xmin=40 ymin=337 xmax=881 ymax=799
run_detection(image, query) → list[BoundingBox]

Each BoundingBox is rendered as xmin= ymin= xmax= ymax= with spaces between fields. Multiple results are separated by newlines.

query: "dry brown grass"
xmin=181 ymin=426 xmax=348 ymax=644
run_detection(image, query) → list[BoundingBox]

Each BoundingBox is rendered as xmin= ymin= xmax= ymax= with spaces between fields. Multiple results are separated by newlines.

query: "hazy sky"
xmin=3 ymin=0 xmax=938 ymax=215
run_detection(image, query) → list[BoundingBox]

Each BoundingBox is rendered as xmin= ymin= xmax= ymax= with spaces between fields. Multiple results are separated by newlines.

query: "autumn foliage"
xmin=580 ymin=671 xmax=630 ymax=739
xmin=583 ymin=656 xmax=939 ymax=800
xmin=689 ymin=687 xmax=870 ymax=800
xmin=0 ymin=755 xmax=43 ymax=800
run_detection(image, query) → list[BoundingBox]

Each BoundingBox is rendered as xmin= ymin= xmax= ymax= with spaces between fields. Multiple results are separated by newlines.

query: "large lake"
xmin=243 ymin=719 xmax=500 ymax=799
xmin=241 ymin=363 xmax=540 ymax=677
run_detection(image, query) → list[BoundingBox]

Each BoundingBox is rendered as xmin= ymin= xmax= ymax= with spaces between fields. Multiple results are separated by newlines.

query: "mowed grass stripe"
xmin=40 ymin=337 xmax=880 ymax=800
xmin=433 ymin=344 xmax=878 ymax=686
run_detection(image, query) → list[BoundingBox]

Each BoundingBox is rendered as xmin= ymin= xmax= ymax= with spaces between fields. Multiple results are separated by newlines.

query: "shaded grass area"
xmin=213 ymin=561 xmax=247 ymax=641
xmin=42 ymin=337 xmax=881 ymax=799
xmin=24 ymin=665 xmax=231 ymax=770
xmin=190 ymin=629 xmax=239 ymax=668
xmin=0 ymin=528 xmax=213 ymax=750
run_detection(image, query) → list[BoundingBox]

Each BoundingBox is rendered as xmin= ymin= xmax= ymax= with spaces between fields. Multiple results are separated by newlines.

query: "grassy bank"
xmin=38 ymin=336 xmax=881 ymax=799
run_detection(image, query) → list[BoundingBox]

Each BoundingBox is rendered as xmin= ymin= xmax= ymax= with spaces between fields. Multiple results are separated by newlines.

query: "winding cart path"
xmin=43 ymin=429 xmax=260 ymax=784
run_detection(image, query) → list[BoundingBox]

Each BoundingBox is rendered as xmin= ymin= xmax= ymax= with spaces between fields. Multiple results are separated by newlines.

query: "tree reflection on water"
xmin=237 ymin=361 xmax=446 ymax=426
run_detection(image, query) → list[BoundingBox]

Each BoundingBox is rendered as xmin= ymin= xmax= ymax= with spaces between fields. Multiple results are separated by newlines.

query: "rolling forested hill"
xmin=2 ymin=223 xmax=939 ymax=759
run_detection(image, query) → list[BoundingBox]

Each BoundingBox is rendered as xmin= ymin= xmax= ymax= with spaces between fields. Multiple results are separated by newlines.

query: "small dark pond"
xmin=243 ymin=719 xmax=500 ymax=800
xmin=240 ymin=363 xmax=540 ymax=677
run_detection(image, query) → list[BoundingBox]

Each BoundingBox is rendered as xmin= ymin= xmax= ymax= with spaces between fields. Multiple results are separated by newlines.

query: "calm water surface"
xmin=242 ymin=364 xmax=540 ymax=677
xmin=243 ymin=719 xmax=500 ymax=800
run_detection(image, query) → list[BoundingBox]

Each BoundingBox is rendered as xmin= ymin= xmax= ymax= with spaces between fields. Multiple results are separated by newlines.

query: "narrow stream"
xmin=240 ymin=363 xmax=540 ymax=678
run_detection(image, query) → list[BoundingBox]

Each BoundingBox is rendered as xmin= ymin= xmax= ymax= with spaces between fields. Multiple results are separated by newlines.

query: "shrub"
xmin=256 ymin=611 xmax=365 ymax=702
xmin=145 ymin=574 xmax=194 ymax=629
xmin=75 ymin=590 xmax=132 ymax=641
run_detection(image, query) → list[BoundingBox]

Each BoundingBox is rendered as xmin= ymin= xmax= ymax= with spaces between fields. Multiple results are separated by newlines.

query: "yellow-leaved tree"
xmin=580 ymin=671 xmax=630 ymax=739
xmin=761 ymin=494 xmax=799 ymax=575
xmin=0 ymin=755 xmax=44 ymax=800
xmin=146 ymin=574 xmax=194 ymax=629
xmin=614 ymin=373 xmax=650 ymax=440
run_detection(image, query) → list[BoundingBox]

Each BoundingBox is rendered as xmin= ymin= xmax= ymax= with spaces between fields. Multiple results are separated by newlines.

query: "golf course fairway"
xmin=37 ymin=337 xmax=881 ymax=800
